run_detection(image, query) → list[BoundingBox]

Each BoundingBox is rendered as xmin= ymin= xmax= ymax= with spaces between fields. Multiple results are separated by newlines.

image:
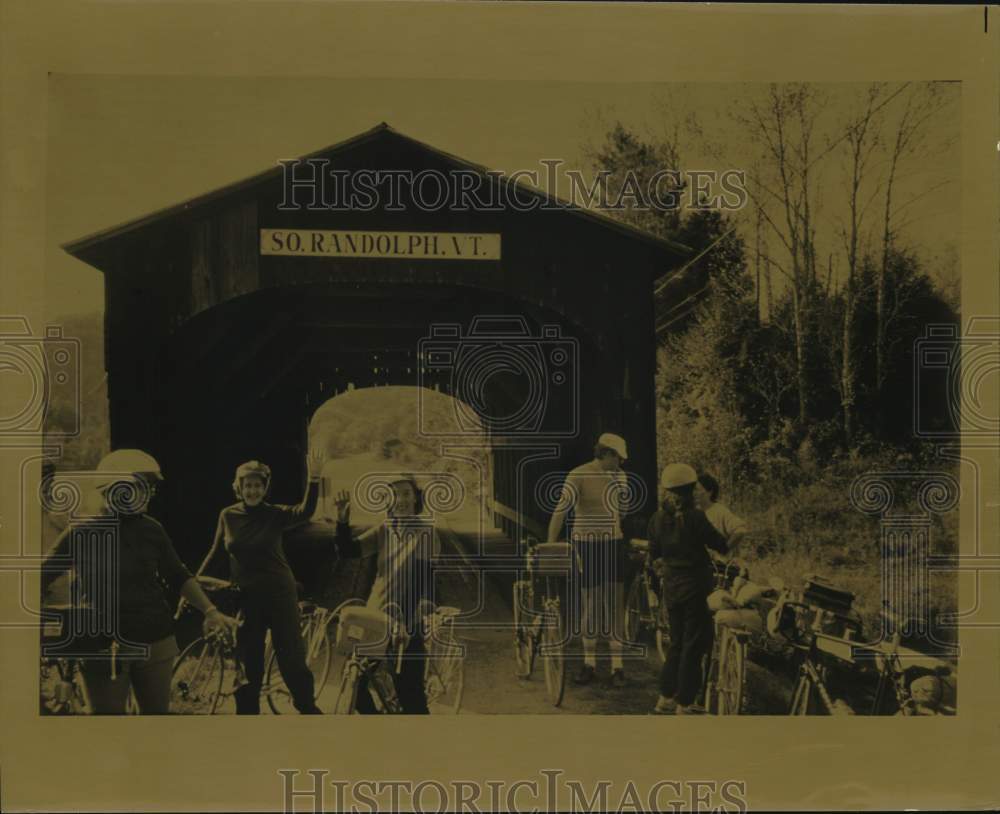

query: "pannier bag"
xmin=530 ymin=543 xmax=578 ymax=576
xmin=801 ymin=574 xmax=863 ymax=640
xmin=802 ymin=574 xmax=856 ymax=614
xmin=335 ymin=606 xmax=391 ymax=657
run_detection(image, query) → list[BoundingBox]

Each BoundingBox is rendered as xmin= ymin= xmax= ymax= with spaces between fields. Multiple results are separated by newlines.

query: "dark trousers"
xmin=234 ymin=588 xmax=317 ymax=714
xmin=660 ymin=594 xmax=713 ymax=707
xmin=355 ymin=633 xmax=428 ymax=714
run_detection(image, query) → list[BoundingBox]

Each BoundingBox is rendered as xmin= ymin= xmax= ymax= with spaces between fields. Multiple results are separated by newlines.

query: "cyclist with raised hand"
xmin=201 ymin=450 xmax=326 ymax=714
xmin=647 ymin=463 xmax=728 ymax=715
xmin=331 ymin=474 xmax=441 ymax=714
xmin=40 ymin=449 xmax=238 ymax=714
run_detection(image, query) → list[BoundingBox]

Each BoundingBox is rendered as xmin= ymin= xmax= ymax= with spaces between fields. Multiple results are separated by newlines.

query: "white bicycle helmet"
xmin=660 ymin=462 xmax=698 ymax=490
xmin=94 ymin=449 xmax=163 ymax=490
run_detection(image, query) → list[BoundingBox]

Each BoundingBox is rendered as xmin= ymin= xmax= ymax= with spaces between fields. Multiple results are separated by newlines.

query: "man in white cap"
xmin=547 ymin=432 xmax=630 ymax=687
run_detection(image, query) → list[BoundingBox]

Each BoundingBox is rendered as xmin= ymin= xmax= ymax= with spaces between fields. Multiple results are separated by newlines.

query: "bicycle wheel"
xmin=265 ymin=622 xmax=333 ymax=714
xmin=424 ymin=639 xmax=465 ymax=714
xmin=171 ymin=637 xmax=225 ymax=714
xmin=541 ymin=607 xmax=566 ymax=707
xmin=624 ymin=575 xmax=648 ymax=643
xmin=716 ymin=631 xmax=746 ymax=716
xmin=512 ymin=580 xmax=535 ymax=679
xmin=332 ymin=662 xmax=360 ymax=715
xmin=789 ymin=671 xmax=812 ymax=715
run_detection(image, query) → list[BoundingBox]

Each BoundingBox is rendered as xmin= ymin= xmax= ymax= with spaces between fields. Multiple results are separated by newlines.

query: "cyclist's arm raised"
xmin=273 ymin=449 xmax=325 ymax=530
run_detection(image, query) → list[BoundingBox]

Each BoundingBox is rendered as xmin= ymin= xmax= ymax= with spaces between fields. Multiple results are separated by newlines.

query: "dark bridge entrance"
xmin=64 ymin=123 xmax=688 ymax=565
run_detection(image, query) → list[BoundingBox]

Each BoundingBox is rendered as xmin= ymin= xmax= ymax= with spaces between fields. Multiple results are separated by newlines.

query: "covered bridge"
xmin=63 ymin=123 xmax=690 ymax=569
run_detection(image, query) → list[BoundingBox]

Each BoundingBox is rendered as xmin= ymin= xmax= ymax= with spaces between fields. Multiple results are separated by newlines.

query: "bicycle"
xmin=623 ymin=539 xmax=671 ymax=663
xmin=866 ymin=608 xmax=957 ymax=716
xmin=331 ymin=600 xmax=464 ymax=714
xmin=704 ymin=568 xmax=782 ymax=716
xmin=682 ymin=552 xmax=750 ymax=714
xmin=764 ymin=575 xmax=863 ymax=715
xmin=512 ymin=538 xmax=571 ymax=707
xmin=171 ymin=576 xmax=247 ymax=714
xmin=422 ymin=605 xmax=465 ymax=714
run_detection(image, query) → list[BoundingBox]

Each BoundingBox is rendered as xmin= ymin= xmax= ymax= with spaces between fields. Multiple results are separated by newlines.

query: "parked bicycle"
xmin=171 ymin=576 xmax=246 ymax=714
xmin=763 ymin=574 xmax=863 ymax=715
xmin=866 ymin=608 xmax=957 ymax=716
xmin=704 ymin=564 xmax=785 ymax=716
xmin=331 ymin=601 xmax=465 ymax=714
xmin=422 ymin=605 xmax=465 ymax=713
xmin=623 ymin=538 xmax=671 ymax=663
xmin=512 ymin=538 xmax=572 ymax=707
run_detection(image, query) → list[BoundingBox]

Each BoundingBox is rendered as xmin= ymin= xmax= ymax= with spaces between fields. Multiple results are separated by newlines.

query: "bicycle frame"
xmin=333 ymin=614 xmax=409 ymax=714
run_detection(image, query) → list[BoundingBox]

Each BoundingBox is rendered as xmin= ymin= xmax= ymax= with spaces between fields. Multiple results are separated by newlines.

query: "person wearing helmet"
xmin=200 ymin=449 xmax=326 ymax=714
xmin=40 ymin=449 xmax=239 ymax=714
xmin=546 ymin=432 xmax=630 ymax=688
xmin=694 ymin=472 xmax=748 ymax=550
xmin=330 ymin=473 xmax=442 ymax=714
xmin=648 ymin=462 xmax=728 ymax=714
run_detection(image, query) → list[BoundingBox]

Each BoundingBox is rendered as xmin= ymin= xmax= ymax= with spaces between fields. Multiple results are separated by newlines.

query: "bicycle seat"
xmin=629 ymin=538 xmax=650 ymax=552
xmin=433 ymin=606 xmax=461 ymax=619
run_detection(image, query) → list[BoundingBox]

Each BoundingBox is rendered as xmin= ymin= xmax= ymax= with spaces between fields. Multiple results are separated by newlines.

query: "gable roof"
xmin=62 ymin=122 xmax=691 ymax=266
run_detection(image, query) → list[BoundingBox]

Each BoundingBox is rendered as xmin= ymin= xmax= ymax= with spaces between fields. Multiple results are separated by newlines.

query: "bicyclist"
xmin=200 ymin=451 xmax=325 ymax=714
xmin=695 ymin=473 xmax=747 ymax=550
xmin=647 ymin=462 xmax=728 ymax=715
xmin=547 ymin=433 xmax=629 ymax=688
xmin=331 ymin=474 xmax=441 ymax=714
xmin=40 ymin=449 xmax=238 ymax=714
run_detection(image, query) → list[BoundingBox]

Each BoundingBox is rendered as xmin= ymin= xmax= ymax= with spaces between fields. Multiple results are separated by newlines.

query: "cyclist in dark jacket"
xmin=647 ymin=462 xmax=728 ymax=714
xmin=41 ymin=449 xmax=238 ymax=714
xmin=201 ymin=450 xmax=325 ymax=714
